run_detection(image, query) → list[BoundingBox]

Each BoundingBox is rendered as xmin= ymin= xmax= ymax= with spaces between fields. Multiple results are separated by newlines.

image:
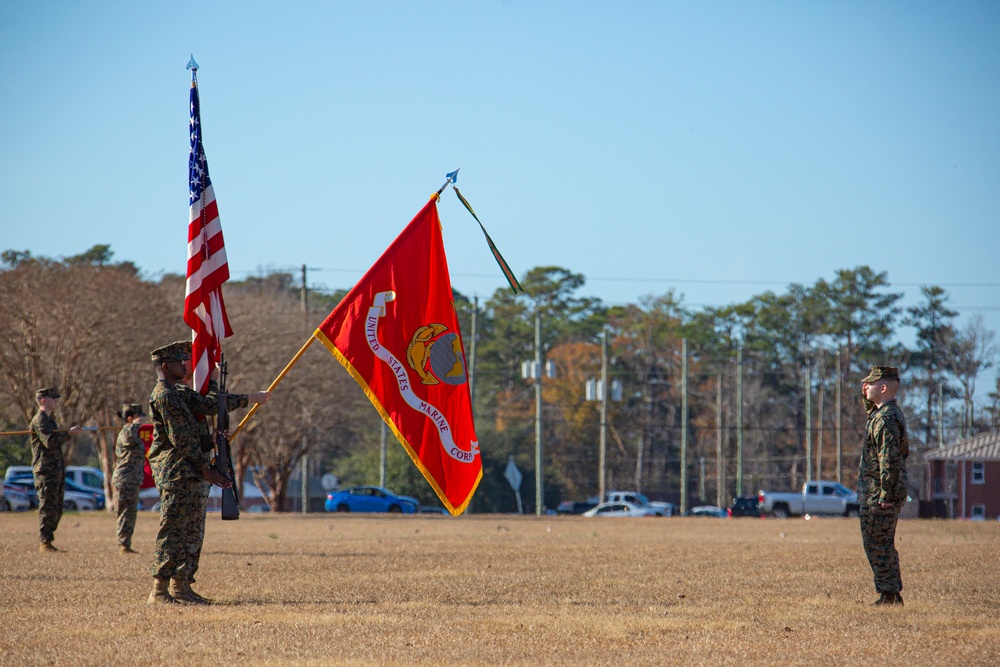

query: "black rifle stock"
xmin=217 ymin=355 xmax=240 ymax=520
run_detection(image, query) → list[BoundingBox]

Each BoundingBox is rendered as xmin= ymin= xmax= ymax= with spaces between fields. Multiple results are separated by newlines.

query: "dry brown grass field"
xmin=1 ymin=510 xmax=998 ymax=667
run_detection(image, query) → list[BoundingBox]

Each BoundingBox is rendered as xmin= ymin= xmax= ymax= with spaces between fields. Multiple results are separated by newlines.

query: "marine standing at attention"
xmin=112 ymin=403 xmax=148 ymax=555
xmin=858 ymin=365 xmax=909 ymax=606
xmin=146 ymin=342 xmax=234 ymax=604
xmin=29 ymin=387 xmax=81 ymax=553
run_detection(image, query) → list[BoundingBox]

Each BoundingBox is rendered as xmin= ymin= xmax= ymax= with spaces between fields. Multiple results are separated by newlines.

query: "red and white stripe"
xmin=183 ymin=181 xmax=232 ymax=395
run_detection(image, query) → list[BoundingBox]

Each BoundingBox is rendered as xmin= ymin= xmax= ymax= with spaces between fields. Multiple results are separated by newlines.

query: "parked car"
xmin=555 ymin=499 xmax=599 ymax=515
xmin=64 ymin=479 xmax=105 ymax=510
xmin=687 ymin=505 xmax=728 ymax=518
xmin=325 ymin=486 xmax=419 ymax=513
xmin=5 ymin=475 xmax=98 ymax=511
xmin=6 ymin=465 xmax=107 ymax=496
xmin=418 ymin=505 xmax=449 ymax=515
xmin=583 ymin=501 xmax=661 ymax=517
xmin=2 ymin=479 xmax=37 ymax=510
xmin=65 ymin=466 xmax=106 ymax=495
xmin=4 ymin=465 xmax=32 ymax=481
xmin=2 ymin=481 xmax=35 ymax=511
xmin=758 ymin=480 xmax=860 ymax=518
xmin=728 ymin=496 xmax=762 ymax=518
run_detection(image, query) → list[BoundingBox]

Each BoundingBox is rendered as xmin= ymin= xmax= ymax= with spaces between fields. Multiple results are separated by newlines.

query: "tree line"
xmin=1 ymin=246 xmax=997 ymax=512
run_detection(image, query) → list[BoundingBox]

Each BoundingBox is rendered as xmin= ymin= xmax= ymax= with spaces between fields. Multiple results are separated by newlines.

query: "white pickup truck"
xmin=757 ymin=481 xmax=860 ymax=519
xmin=604 ymin=491 xmax=675 ymax=517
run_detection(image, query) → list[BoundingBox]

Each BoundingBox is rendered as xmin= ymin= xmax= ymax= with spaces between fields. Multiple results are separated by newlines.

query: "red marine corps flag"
xmin=183 ymin=57 xmax=233 ymax=395
xmin=315 ymin=195 xmax=482 ymax=514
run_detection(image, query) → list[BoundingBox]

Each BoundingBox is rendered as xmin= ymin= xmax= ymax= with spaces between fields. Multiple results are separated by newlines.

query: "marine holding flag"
xmin=315 ymin=196 xmax=482 ymax=515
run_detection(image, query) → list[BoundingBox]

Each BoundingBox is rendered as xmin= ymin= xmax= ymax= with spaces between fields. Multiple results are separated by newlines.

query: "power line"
xmin=223 ymin=267 xmax=1000 ymax=310
xmin=232 ymin=266 xmax=1000 ymax=289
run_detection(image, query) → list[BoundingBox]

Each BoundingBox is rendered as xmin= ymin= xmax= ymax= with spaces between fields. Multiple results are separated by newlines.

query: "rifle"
xmin=216 ymin=354 xmax=240 ymax=520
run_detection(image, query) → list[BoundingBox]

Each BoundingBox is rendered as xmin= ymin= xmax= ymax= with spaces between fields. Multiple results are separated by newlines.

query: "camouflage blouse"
xmin=112 ymin=422 xmax=146 ymax=488
xmin=148 ymin=380 xmax=207 ymax=486
xmin=29 ymin=410 xmax=69 ymax=476
xmin=858 ymin=399 xmax=909 ymax=507
xmin=148 ymin=379 xmax=250 ymax=485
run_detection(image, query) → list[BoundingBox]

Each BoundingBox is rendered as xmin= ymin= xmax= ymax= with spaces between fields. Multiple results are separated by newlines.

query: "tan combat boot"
xmin=147 ymin=577 xmax=176 ymax=605
xmin=169 ymin=578 xmax=210 ymax=605
xmin=39 ymin=541 xmax=58 ymax=553
xmin=119 ymin=545 xmax=138 ymax=555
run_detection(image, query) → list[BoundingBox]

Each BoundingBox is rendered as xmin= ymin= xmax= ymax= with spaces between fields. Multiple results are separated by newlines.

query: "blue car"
xmin=325 ymin=486 xmax=419 ymax=514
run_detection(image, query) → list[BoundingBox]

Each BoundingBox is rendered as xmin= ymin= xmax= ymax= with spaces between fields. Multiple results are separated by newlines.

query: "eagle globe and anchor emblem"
xmin=406 ymin=323 xmax=466 ymax=386
xmin=364 ymin=291 xmax=479 ymax=463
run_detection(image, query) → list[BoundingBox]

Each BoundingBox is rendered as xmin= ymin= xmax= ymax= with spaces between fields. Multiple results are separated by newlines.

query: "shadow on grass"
xmin=206 ymin=550 xmax=378 ymax=558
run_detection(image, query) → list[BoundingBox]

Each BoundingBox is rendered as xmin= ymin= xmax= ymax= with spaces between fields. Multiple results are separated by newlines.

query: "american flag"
xmin=183 ymin=68 xmax=232 ymax=396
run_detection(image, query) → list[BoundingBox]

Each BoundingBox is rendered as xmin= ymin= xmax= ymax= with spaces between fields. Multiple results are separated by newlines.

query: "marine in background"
xmin=112 ymin=403 xmax=148 ymax=554
xmin=858 ymin=365 xmax=909 ymax=606
xmin=29 ymin=387 xmax=81 ymax=553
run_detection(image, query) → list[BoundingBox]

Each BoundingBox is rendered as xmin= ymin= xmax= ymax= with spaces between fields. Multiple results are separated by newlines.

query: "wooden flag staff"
xmin=229 ymin=335 xmax=316 ymax=442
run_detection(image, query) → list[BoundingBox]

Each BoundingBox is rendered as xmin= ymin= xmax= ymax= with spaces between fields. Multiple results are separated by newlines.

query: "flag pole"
xmin=435 ymin=168 xmax=460 ymax=197
xmin=229 ymin=335 xmax=316 ymax=441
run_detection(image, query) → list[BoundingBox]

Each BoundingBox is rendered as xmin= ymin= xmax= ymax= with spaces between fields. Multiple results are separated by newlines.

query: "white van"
xmin=66 ymin=466 xmax=105 ymax=494
xmin=6 ymin=465 xmax=105 ymax=489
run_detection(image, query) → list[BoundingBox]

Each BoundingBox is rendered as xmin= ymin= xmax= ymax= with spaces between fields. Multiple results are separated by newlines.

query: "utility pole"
xmin=521 ymin=312 xmax=551 ymax=516
xmin=469 ymin=296 xmax=478 ymax=408
xmin=836 ymin=347 xmax=842 ymax=484
xmin=737 ymin=346 xmax=743 ymax=497
xmin=805 ymin=364 xmax=812 ymax=483
xmin=716 ymin=372 xmax=724 ymax=507
xmin=599 ymin=325 xmax=609 ymax=500
xmin=300 ymin=264 xmax=308 ymax=313
xmin=680 ymin=338 xmax=688 ymax=515
xmin=586 ymin=327 xmax=621 ymax=501
xmin=817 ymin=365 xmax=824 ymax=481
xmin=534 ymin=311 xmax=544 ymax=515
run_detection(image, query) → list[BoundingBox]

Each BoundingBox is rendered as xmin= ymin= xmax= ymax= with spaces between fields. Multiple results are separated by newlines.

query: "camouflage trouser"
xmin=114 ymin=482 xmax=141 ymax=548
xmin=188 ymin=481 xmax=210 ymax=582
xmin=34 ymin=472 xmax=65 ymax=543
xmin=151 ymin=478 xmax=204 ymax=581
xmin=860 ymin=504 xmax=903 ymax=594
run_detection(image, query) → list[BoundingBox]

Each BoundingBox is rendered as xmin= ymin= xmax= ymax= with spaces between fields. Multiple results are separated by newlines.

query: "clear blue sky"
xmin=2 ymin=1 xmax=998 ymax=390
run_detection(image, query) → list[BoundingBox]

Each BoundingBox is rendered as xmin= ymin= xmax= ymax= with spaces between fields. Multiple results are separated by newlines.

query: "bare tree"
xmin=947 ymin=315 xmax=998 ymax=437
xmin=0 ymin=259 xmax=182 ymax=450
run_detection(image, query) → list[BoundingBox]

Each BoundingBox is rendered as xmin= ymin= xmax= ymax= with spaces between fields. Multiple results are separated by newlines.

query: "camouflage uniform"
xmin=148 ymin=376 xmax=214 ymax=582
xmin=858 ymin=367 xmax=909 ymax=598
xmin=29 ymin=396 xmax=69 ymax=544
xmin=112 ymin=414 xmax=146 ymax=549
